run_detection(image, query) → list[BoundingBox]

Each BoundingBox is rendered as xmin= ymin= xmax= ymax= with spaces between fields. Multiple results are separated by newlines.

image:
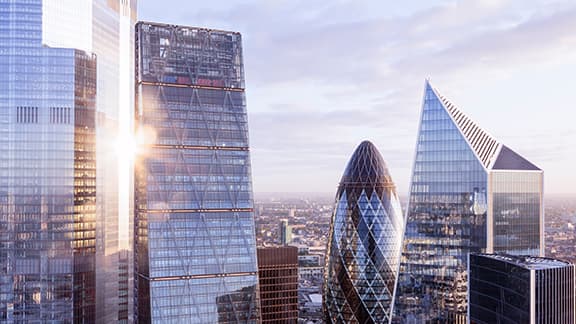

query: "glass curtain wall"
xmin=0 ymin=1 xmax=136 ymax=322
xmin=0 ymin=1 xmax=96 ymax=322
xmin=324 ymin=141 xmax=404 ymax=324
xmin=395 ymin=81 xmax=543 ymax=323
xmin=395 ymin=84 xmax=487 ymax=322
xmin=134 ymin=22 xmax=260 ymax=323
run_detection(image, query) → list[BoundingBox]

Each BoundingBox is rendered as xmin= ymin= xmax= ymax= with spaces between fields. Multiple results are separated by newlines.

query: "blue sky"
xmin=139 ymin=0 xmax=576 ymax=195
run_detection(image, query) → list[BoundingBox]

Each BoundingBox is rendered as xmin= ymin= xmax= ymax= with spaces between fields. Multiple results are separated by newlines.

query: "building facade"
xmin=257 ymin=247 xmax=299 ymax=324
xmin=469 ymin=253 xmax=575 ymax=324
xmin=279 ymin=219 xmax=292 ymax=245
xmin=394 ymin=81 xmax=544 ymax=323
xmin=134 ymin=22 xmax=260 ymax=323
xmin=324 ymin=141 xmax=404 ymax=324
xmin=0 ymin=0 xmax=135 ymax=322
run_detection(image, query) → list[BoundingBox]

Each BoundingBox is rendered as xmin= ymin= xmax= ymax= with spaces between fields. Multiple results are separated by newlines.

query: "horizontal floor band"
xmin=139 ymin=271 xmax=258 ymax=282
xmin=150 ymin=144 xmax=249 ymax=151
xmin=141 ymin=208 xmax=254 ymax=214
xmin=139 ymin=81 xmax=244 ymax=92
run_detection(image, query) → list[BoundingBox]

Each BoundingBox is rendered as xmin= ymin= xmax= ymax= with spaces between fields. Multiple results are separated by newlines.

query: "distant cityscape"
xmin=253 ymin=192 xmax=576 ymax=323
xmin=544 ymin=196 xmax=576 ymax=264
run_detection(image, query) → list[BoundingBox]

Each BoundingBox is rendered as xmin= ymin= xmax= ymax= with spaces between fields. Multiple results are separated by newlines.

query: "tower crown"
xmin=340 ymin=140 xmax=395 ymax=188
xmin=425 ymin=80 xmax=540 ymax=170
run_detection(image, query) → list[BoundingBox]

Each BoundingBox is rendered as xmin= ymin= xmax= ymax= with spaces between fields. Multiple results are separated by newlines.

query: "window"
xmin=50 ymin=107 xmax=71 ymax=124
xmin=16 ymin=106 xmax=38 ymax=123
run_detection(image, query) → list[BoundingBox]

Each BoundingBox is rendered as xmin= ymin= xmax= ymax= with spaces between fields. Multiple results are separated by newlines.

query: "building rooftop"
xmin=492 ymin=145 xmax=541 ymax=171
xmin=339 ymin=140 xmax=395 ymax=188
xmin=474 ymin=253 xmax=572 ymax=270
xmin=427 ymin=80 xmax=541 ymax=171
xmin=137 ymin=20 xmax=241 ymax=35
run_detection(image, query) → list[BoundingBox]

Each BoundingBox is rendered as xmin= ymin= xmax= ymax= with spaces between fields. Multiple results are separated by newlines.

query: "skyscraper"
xmin=324 ymin=141 xmax=404 ymax=324
xmin=91 ymin=2 xmax=138 ymax=322
xmin=279 ymin=219 xmax=292 ymax=245
xmin=469 ymin=253 xmax=575 ymax=324
xmin=257 ymin=246 xmax=299 ymax=323
xmin=134 ymin=22 xmax=260 ymax=323
xmin=0 ymin=0 xmax=136 ymax=322
xmin=394 ymin=80 xmax=544 ymax=323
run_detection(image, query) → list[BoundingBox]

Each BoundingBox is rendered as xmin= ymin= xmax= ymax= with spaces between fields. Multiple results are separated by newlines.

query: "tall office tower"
xmin=0 ymin=0 xmax=136 ymax=322
xmin=257 ymin=247 xmax=299 ymax=323
xmin=324 ymin=141 xmax=404 ymax=324
xmin=134 ymin=22 xmax=260 ymax=323
xmin=469 ymin=254 xmax=575 ymax=324
xmin=279 ymin=219 xmax=292 ymax=245
xmin=394 ymin=80 xmax=544 ymax=323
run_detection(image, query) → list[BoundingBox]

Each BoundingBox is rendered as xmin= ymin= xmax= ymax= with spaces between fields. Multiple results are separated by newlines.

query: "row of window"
xmin=14 ymin=106 xmax=73 ymax=124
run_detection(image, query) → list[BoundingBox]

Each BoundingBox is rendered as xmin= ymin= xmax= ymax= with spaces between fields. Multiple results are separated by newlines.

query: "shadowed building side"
xmin=469 ymin=254 xmax=575 ymax=324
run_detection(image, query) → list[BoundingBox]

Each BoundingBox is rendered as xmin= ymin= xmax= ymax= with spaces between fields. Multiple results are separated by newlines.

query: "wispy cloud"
xmin=139 ymin=0 xmax=576 ymax=194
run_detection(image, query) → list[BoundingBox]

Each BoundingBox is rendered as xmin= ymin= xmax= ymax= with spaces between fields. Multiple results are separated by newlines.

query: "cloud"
xmin=393 ymin=7 xmax=576 ymax=77
xmin=139 ymin=0 xmax=576 ymax=193
xmin=140 ymin=0 xmax=576 ymax=90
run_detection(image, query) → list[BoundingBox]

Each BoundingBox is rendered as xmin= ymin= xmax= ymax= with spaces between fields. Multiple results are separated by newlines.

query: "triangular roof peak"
xmin=425 ymin=80 xmax=501 ymax=169
xmin=492 ymin=145 xmax=541 ymax=171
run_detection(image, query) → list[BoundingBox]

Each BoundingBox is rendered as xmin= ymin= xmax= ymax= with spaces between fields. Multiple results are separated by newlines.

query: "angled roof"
xmin=492 ymin=145 xmax=541 ymax=170
xmin=427 ymin=81 xmax=500 ymax=169
xmin=426 ymin=80 xmax=540 ymax=171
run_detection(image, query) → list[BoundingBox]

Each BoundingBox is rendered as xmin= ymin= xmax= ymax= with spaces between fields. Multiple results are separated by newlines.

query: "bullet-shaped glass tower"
xmin=324 ymin=141 xmax=404 ymax=324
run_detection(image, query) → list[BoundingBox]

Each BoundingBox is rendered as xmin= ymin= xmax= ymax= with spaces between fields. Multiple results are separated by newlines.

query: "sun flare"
xmin=114 ymin=126 xmax=157 ymax=162
xmin=115 ymin=133 xmax=138 ymax=162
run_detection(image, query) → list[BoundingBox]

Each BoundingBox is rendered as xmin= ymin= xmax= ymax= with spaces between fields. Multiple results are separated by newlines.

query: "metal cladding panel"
xmin=324 ymin=141 xmax=404 ymax=324
xmin=432 ymin=85 xmax=500 ymax=169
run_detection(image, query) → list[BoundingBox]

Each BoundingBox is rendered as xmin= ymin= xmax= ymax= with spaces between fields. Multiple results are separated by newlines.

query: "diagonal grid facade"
xmin=324 ymin=141 xmax=404 ymax=324
xmin=134 ymin=22 xmax=260 ymax=323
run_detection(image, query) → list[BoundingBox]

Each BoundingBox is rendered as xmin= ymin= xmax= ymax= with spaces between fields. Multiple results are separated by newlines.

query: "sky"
xmin=138 ymin=0 xmax=576 ymax=196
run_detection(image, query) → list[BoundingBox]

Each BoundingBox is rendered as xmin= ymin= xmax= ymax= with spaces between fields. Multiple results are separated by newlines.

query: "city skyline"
xmin=139 ymin=0 xmax=576 ymax=195
xmin=1 ymin=1 xmax=574 ymax=323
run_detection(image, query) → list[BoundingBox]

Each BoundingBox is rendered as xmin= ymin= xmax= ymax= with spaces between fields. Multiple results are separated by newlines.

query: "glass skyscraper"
xmin=279 ymin=219 xmax=292 ymax=245
xmin=469 ymin=253 xmax=575 ymax=324
xmin=0 ymin=0 xmax=136 ymax=322
xmin=394 ymin=80 xmax=544 ymax=323
xmin=324 ymin=141 xmax=404 ymax=324
xmin=134 ymin=22 xmax=260 ymax=323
